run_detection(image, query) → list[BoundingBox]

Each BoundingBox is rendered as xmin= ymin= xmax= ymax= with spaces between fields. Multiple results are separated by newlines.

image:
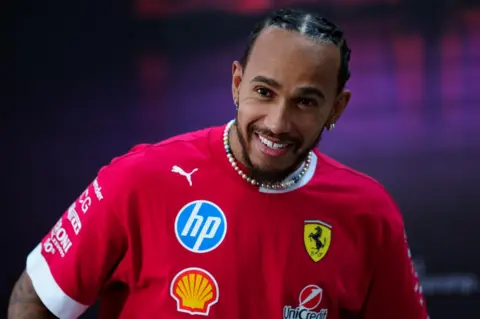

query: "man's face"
xmin=231 ymin=27 xmax=351 ymax=182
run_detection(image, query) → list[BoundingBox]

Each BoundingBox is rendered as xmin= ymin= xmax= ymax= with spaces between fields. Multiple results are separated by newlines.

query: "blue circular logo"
xmin=174 ymin=200 xmax=227 ymax=253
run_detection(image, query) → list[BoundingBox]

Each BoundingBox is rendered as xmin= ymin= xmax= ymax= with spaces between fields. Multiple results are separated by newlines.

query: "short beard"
xmin=234 ymin=118 xmax=322 ymax=184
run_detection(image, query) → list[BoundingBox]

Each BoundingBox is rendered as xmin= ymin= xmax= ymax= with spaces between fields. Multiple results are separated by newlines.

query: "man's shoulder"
xmin=132 ymin=126 xmax=214 ymax=158
xmin=315 ymin=152 xmax=404 ymax=227
xmin=102 ymin=126 xmax=217 ymax=184
xmin=316 ymin=152 xmax=384 ymax=189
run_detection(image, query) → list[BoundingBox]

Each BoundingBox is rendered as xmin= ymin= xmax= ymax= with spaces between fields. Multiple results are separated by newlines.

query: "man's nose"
xmin=264 ymin=102 xmax=291 ymax=135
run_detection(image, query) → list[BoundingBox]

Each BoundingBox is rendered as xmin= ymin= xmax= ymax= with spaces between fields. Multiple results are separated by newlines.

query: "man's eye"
xmin=255 ymin=87 xmax=273 ymax=97
xmin=298 ymin=98 xmax=317 ymax=107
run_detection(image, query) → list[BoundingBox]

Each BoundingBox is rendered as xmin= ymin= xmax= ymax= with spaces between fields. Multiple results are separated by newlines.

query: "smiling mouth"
xmin=257 ymin=134 xmax=289 ymax=149
xmin=254 ymin=133 xmax=293 ymax=157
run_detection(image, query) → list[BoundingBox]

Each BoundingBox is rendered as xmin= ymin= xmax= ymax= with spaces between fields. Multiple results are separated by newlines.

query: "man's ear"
xmin=328 ymin=90 xmax=351 ymax=126
xmin=232 ymin=61 xmax=243 ymax=102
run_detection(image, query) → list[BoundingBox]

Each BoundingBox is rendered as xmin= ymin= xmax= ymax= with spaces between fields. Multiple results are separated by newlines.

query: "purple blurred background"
xmin=4 ymin=0 xmax=480 ymax=317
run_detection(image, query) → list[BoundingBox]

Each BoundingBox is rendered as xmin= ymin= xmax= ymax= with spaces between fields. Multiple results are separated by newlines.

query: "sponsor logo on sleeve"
xmin=43 ymin=218 xmax=73 ymax=257
xmin=79 ymin=177 xmax=104 ymax=214
xmin=93 ymin=178 xmax=104 ymax=200
xmin=79 ymin=188 xmax=92 ymax=214
xmin=41 ymin=177 xmax=105 ymax=257
xmin=67 ymin=203 xmax=82 ymax=235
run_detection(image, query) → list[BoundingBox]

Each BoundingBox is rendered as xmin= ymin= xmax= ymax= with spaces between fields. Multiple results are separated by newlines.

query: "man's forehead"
xmin=256 ymin=27 xmax=320 ymax=48
xmin=246 ymin=27 xmax=340 ymax=90
xmin=251 ymin=27 xmax=339 ymax=60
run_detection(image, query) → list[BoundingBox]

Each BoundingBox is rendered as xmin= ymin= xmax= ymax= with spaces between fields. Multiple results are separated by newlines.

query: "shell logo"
xmin=170 ymin=267 xmax=219 ymax=316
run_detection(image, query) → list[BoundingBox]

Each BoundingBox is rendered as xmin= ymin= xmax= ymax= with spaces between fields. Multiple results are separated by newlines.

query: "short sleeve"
xmin=26 ymin=157 xmax=135 ymax=319
xmin=361 ymin=194 xmax=429 ymax=319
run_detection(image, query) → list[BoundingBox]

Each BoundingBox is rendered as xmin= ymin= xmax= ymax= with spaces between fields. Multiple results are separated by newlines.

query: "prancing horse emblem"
xmin=303 ymin=220 xmax=332 ymax=262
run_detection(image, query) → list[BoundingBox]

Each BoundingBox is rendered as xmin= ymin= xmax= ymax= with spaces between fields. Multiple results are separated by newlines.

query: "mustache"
xmin=248 ymin=125 xmax=301 ymax=145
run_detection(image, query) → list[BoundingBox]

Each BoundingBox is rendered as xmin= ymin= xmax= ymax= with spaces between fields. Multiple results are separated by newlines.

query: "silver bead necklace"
xmin=223 ymin=120 xmax=312 ymax=190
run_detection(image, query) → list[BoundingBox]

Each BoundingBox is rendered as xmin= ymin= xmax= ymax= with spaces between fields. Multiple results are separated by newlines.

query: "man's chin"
xmin=247 ymin=161 xmax=296 ymax=183
xmin=248 ymin=149 xmax=313 ymax=182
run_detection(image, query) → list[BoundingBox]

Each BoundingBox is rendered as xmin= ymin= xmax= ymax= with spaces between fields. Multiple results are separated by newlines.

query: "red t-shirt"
xmin=26 ymin=123 xmax=429 ymax=319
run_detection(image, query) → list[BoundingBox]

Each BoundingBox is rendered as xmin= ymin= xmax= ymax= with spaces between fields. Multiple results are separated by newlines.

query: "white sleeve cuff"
xmin=26 ymin=244 xmax=89 ymax=319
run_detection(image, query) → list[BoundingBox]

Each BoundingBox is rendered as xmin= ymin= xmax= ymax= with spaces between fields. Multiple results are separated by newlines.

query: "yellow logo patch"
xmin=304 ymin=220 xmax=332 ymax=262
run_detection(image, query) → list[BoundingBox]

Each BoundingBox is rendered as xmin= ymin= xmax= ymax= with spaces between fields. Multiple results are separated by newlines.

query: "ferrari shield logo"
xmin=304 ymin=220 xmax=332 ymax=262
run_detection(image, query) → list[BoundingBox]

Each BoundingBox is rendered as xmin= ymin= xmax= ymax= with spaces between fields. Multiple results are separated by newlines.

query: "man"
xmin=8 ymin=8 xmax=429 ymax=319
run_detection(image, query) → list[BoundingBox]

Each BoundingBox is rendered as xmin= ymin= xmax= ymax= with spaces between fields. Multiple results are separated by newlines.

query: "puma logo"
xmin=171 ymin=165 xmax=198 ymax=186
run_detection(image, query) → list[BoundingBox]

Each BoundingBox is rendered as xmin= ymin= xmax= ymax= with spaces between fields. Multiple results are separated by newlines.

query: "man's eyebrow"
xmin=296 ymin=87 xmax=326 ymax=100
xmin=251 ymin=75 xmax=282 ymax=89
xmin=251 ymin=75 xmax=325 ymax=100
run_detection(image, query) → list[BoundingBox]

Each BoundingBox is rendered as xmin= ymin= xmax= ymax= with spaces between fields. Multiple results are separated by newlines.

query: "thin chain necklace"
xmin=223 ymin=120 xmax=312 ymax=190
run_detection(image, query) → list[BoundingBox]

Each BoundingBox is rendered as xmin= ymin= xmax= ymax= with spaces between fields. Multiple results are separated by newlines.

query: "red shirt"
xmin=26 ymin=123 xmax=429 ymax=319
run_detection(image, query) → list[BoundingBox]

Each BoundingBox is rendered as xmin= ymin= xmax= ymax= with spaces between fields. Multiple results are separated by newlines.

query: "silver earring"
xmin=328 ymin=123 xmax=335 ymax=131
xmin=234 ymin=101 xmax=239 ymax=110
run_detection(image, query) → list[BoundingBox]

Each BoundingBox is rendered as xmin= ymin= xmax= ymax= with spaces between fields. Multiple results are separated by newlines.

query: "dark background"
xmin=5 ymin=0 xmax=480 ymax=317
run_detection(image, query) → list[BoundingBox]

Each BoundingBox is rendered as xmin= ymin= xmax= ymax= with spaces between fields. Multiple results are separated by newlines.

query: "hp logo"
xmin=175 ymin=200 xmax=227 ymax=253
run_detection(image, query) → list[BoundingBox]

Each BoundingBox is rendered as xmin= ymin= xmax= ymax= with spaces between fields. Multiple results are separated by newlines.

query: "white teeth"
xmin=258 ymin=135 xmax=288 ymax=149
